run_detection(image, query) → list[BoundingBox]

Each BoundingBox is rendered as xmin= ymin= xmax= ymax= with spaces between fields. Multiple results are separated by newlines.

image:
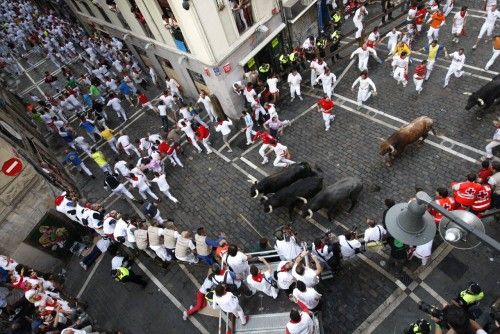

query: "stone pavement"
xmin=11 ymin=0 xmax=499 ymax=333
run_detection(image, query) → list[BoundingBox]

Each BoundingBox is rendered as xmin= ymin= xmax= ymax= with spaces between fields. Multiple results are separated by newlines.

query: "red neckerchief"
xmin=315 ymin=242 xmax=324 ymax=251
xmin=252 ymin=273 xmax=264 ymax=282
xmin=289 ymin=316 xmax=301 ymax=324
xmin=133 ymin=176 xmax=138 ymax=181
xmin=279 ymin=265 xmax=289 ymax=272
xmin=246 ymin=87 xmax=252 ymax=92
xmin=460 ymin=10 xmax=466 ymax=17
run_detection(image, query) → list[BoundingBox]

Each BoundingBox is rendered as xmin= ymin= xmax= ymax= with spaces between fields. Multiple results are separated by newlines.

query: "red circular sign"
xmin=2 ymin=158 xmax=23 ymax=176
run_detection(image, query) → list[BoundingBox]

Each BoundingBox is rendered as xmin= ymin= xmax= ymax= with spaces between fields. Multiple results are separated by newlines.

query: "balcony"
xmin=229 ymin=0 xmax=255 ymax=34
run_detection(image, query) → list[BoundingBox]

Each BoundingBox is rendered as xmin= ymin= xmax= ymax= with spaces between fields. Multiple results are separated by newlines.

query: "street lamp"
xmin=386 ymin=191 xmax=500 ymax=252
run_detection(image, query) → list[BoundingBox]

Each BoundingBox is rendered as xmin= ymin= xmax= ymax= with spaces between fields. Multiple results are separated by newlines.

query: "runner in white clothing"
xmin=241 ymin=110 xmax=254 ymax=145
xmin=353 ymin=6 xmax=368 ymax=39
xmin=151 ymin=172 xmax=178 ymax=203
xmin=444 ymin=49 xmax=465 ymax=87
xmin=116 ymin=132 xmax=141 ymax=157
xmin=451 ymin=7 xmax=468 ymax=44
xmin=484 ymin=120 xmax=500 ymax=159
xmin=166 ymin=77 xmax=182 ymax=99
xmin=212 ymin=285 xmax=248 ymax=325
xmin=113 ymin=160 xmax=130 ymax=177
xmin=246 ymin=257 xmax=278 ymax=299
xmin=472 ymin=9 xmax=500 ymax=49
xmin=315 ymin=68 xmax=337 ymax=99
xmin=178 ymin=120 xmax=202 ymax=153
xmin=267 ymin=74 xmax=280 ymax=103
xmin=310 ymin=58 xmax=327 ymax=88
xmin=128 ymin=173 xmax=159 ymax=201
xmin=385 ymin=28 xmax=402 ymax=53
xmin=351 ymin=71 xmax=377 ymax=109
xmin=215 ymin=118 xmax=233 ymax=152
xmin=106 ymin=94 xmax=127 ymax=121
xmin=391 ymin=52 xmax=410 ymax=87
xmin=350 ymin=45 xmax=382 ymax=72
xmin=287 ymin=69 xmax=303 ymax=102
xmin=197 ymin=90 xmax=216 ymax=122
xmin=74 ymin=136 xmax=92 ymax=156
xmin=268 ymin=141 xmax=295 ymax=168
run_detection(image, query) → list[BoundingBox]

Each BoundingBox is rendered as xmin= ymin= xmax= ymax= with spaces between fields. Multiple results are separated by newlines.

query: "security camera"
xmin=182 ymin=0 xmax=190 ymax=10
xmin=256 ymin=25 xmax=269 ymax=33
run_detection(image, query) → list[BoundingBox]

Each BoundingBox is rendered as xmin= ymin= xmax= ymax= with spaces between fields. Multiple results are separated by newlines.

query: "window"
xmin=81 ymin=1 xmax=95 ymax=17
xmin=229 ymin=0 xmax=254 ymax=34
xmin=93 ymin=3 xmax=112 ymax=23
xmin=127 ymin=0 xmax=154 ymax=38
xmin=156 ymin=0 xmax=189 ymax=52
xmin=117 ymin=12 xmax=131 ymax=30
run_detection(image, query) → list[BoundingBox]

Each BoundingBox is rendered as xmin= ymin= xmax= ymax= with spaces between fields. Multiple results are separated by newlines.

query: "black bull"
xmin=465 ymin=74 xmax=500 ymax=110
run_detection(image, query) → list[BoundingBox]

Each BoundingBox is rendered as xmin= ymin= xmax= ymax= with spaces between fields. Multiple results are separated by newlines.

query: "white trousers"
xmin=123 ymin=144 xmax=141 ymax=157
xmin=188 ymin=134 xmax=202 ymax=152
xmin=201 ymin=136 xmax=213 ymax=153
xmin=485 ymin=49 xmax=500 ymax=70
xmin=393 ymin=67 xmax=407 ymax=85
xmin=161 ymin=189 xmax=179 ymax=203
xmin=273 ymin=156 xmax=295 ymax=168
xmin=322 ymin=112 xmax=335 ymax=130
xmin=427 ymin=27 xmax=440 ymax=43
xmin=354 ymin=20 xmax=363 ymax=39
xmin=168 ymin=151 xmax=184 ymax=167
xmin=138 ymin=186 xmax=159 ymax=201
xmin=245 ymin=127 xmax=253 ymax=144
xmin=107 ymin=138 xmax=119 ymax=154
xmin=76 ymin=162 xmax=93 ymax=176
xmin=357 ymin=88 xmax=372 ymax=105
xmin=114 ymin=107 xmax=127 ymax=121
xmin=485 ymin=141 xmax=500 ymax=158
xmin=478 ymin=22 xmax=494 ymax=39
xmin=205 ymin=106 xmax=216 ymax=122
xmin=290 ymin=84 xmax=301 ymax=98
xmin=227 ymin=305 xmax=246 ymax=324
xmin=413 ymin=75 xmax=424 ymax=92
xmin=322 ymin=84 xmax=333 ymax=99
xmin=113 ymin=183 xmax=134 ymax=200
xmin=425 ymin=60 xmax=435 ymax=80
xmin=311 ymin=71 xmax=317 ymax=87
xmin=444 ymin=64 xmax=464 ymax=86
xmin=150 ymin=245 xmax=171 ymax=262
xmin=358 ymin=57 xmax=369 ymax=72
xmin=443 ymin=3 xmax=454 ymax=16
xmin=259 ymin=144 xmax=270 ymax=159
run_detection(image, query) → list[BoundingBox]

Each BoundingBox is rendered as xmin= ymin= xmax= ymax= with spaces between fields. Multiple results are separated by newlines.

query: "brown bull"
xmin=379 ymin=116 xmax=435 ymax=166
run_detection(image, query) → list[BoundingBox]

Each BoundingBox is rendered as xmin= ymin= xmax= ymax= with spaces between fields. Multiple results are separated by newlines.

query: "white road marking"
xmin=135 ymin=259 xmax=210 ymax=334
xmin=239 ymin=214 xmax=265 ymax=238
xmin=178 ymin=263 xmax=202 ymax=288
xmin=420 ymin=281 xmax=448 ymax=307
xmin=239 ymin=157 xmax=268 ymax=176
xmin=76 ymin=254 xmax=105 ymax=298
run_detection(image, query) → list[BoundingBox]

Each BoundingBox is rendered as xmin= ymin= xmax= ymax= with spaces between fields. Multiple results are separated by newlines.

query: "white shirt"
xmin=292 ymin=265 xmax=319 ymax=287
xmin=243 ymin=114 xmax=253 ymax=127
xmin=450 ymin=51 xmax=465 ymax=67
xmin=105 ymin=79 xmax=118 ymax=91
xmin=131 ymin=174 xmax=150 ymax=192
xmin=117 ymin=135 xmax=132 ymax=148
xmin=286 ymin=312 xmax=314 ymax=334
xmin=267 ymin=78 xmax=279 ymax=93
xmin=107 ymin=97 xmax=122 ymax=111
xmin=415 ymin=239 xmax=433 ymax=257
xmin=158 ymin=104 xmax=168 ymax=116
xmin=197 ymin=95 xmax=213 ymax=109
xmin=243 ymin=88 xmax=257 ymax=103
xmin=288 ymin=73 xmax=302 ymax=86
xmin=96 ymin=238 xmax=111 ymax=252
xmin=351 ymin=47 xmax=377 ymax=61
xmin=453 ymin=11 xmax=467 ymax=27
xmin=386 ymin=31 xmax=402 ymax=45
xmin=492 ymin=128 xmax=500 ymax=140
xmin=226 ymin=251 xmax=249 ymax=276
xmin=273 ymin=143 xmax=288 ymax=157
xmin=179 ymin=107 xmax=192 ymax=120
xmin=352 ymin=77 xmax=377 ymax=91
xmin=302 ymin=38 xmax=315 ymax=50
xmin=353 ymin=7 xmax=367 ymax=23
xmin=293 ymin=287 xmax=321 ymax=309
xmin=275 ymin=237 xmax=301 ymax=260
xmin=485 ymin=9 xmax=500 ymax=24
xmin=276 ymin=261 xmax=296 ymax=289
xmin=312 ymin=243 xmax=333 ymax=263
xmin=364 ymin=225 xmax=387 ymax=242
xmin=392 ymin=55 xmax=409 ymax=68
xmin=159 ymin=94 xmax=175 ymax=109
xmin=114 ymin=160 xmax=130 ymax=176
xmin=151 ymin=174 xmax=170 ymax=192
xmin=199 ymin=277 xmax=215 ymax=294
xmin=338 ymin=235 xmax=361 ymax=258
xmin=311 ymin=61 xmax=327 ymax=75
xmin=113 ymin=218 xmax=128 ymax=239
xmin=178 ymin=120 xmax=196 ymax=138
xmin=316 ymin=73 xmax=336 ymax=87
xmin=213 ymin=291 xmax=241 ymax=313
xmin=166 ymin=78 xmax=180 ymax=94
xmin=246 ymin=271 xmax=277 ymax=297
xmin=215 ymin=119 xmax=233 ymax=136
xmin=102 ymin=217 xmax=116 ymax=235
xmin=111 ymin=256 xmax=124 ymax=270
xmin=212 ymin=270 xmax=242 ymax=288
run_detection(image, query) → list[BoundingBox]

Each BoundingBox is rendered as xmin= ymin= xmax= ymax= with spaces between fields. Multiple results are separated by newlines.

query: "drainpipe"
xmin=277 ymin=0 xmax=293 ymax=52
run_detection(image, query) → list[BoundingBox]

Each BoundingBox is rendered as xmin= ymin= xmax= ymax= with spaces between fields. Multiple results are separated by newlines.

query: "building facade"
xmin=0 ymin=88 xmax=77 ymax=270
xmin=65 ymin=0 xmax=316 ymax=118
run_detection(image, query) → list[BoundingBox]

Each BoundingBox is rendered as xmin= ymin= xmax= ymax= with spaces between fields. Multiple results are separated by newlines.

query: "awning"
xmin=238 ymin=23 xmax=286 ymax=67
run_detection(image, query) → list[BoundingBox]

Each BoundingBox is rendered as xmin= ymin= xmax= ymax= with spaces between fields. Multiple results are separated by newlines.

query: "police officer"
xmin=112 ymin=266 xmax=147 ymax=287
xmin=455 ymin=282 xmax=485 ymax=314
xmin=331 ymin=10 xmax=343 ymax=30
xmin=258 ymin=63 xmax=271 ymax=81
xmin=316 ymin=35 xmax=328 ymax=58
xmin=329 ymin=29 xmax=342 ymax=64
xmin=406 ymin=319 xmax=431 ymax=334
xmin=279 ymin=53 xmax=290 ymax=74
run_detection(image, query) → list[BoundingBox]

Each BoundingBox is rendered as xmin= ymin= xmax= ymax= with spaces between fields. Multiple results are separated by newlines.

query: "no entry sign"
xmin=2 ymin=157 xmax=23 ymax=176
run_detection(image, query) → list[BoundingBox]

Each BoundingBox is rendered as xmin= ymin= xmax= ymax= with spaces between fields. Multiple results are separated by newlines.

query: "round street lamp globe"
xmin=385 ymin=199 xmax=436 ymax=246
xmin=439 ymin=210 xmax=485 ymax=249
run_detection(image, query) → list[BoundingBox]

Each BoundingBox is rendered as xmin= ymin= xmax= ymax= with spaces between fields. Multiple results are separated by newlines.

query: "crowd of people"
xmin=0 ymin=0 xmax=499 ymax=333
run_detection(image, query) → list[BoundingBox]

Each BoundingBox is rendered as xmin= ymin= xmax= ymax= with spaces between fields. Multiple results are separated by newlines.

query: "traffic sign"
xmin=1 ymin=157 xmax=23 ymax=176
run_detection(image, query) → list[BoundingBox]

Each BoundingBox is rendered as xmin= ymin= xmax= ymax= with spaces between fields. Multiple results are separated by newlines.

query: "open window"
xmin=229 ymin=0 xmax=254 ymax=34
xmin=156 ymin=0 xmax=190 ymax=53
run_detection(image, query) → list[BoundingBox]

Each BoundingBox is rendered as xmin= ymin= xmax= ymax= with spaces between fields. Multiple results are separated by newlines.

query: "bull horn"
xmin=389 ymin=145 xmax=396 ymax=153
xmin=306 ymin=209 xmax=313 ymax=219
xmin=252 ymin=189 xmax=259 ymax=198
xmin=462 ymin=92 xmax=472 ymax=96
xmin=378 ymin=137 xmax=386 ymax=142
xmin=267 ymin=205 xmax=273 ymax=213
xmin=477 ymin=98 xmax=485 ymax=106
xmin=297 ymin=197 xmax=308 ymax=204
xmin=261 ymin=195 xmax=268 ymax=201
xmin=247 ymin=179 xmax=255 ymax=184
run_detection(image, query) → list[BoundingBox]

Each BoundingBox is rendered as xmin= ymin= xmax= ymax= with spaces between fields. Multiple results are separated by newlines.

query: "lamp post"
xmin=385 ymin=191 xmax=500 ymax=252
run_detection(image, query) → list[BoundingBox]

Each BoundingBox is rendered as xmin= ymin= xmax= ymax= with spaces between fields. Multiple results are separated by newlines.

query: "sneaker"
xmin=182 ymin=310 xmax=188 ymax=321
xmin=325 ymin=127 xmax=330 ymax=131
xmin=207 ymin=150 xmax=213 ymax=154
xmin=227 ymin=149 xmax=233 ymax=153
xmin=261 ymin=159 xmax=268 ymax=165
xmin=290 ymin=97 xmax=295 ymax=102
xmin=298 ymin=96 xmax=303 ymax=101
xmin=246 ymin=142 xmax=253 ymax=146
xmin=79 ymin=261 xmax=87 ymax=270
xmin=443 ymin=83 xmax=448 ymax=88
xmin=356 ymin=105 xmax=362 ymax=110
